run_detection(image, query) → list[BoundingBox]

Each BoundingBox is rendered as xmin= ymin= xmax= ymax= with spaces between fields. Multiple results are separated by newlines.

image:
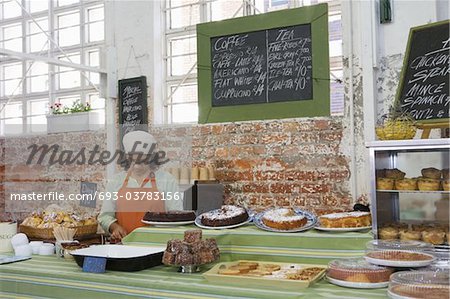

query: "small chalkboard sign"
xmin=80 ymin=182 xmax=97 ymax=208
xmin=118 ymin=76 xmax=148 ymax=138
xmin=396 ymin=20 xmax=450 ymax=123
xmin=211 ymin=24 xmax=312 ymax=107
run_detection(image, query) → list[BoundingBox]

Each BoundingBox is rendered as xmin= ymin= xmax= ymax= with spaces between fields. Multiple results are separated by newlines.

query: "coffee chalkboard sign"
xmin=118 ymin=76 xmax=148 ymax=137
xmin=211 ymin=24 xmax=312 ymax=107
xmin=197 ymin=4 xmax=330 ymax=123
xmin=396 ymin=20 xmax=450 ymax=123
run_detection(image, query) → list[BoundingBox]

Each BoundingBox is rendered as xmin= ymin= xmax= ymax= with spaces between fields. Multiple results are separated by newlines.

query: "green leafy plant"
xmin=49 ymin=100 xmax=91 ymax=115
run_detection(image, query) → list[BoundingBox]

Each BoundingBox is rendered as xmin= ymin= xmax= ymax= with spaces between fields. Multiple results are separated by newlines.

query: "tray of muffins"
xmin=376 ymin=167 xmax=450 ymax=192
xmin=203 ymin=260 xmax=326 ymax=290
xmin=379 ymin=223 xmax=450 ymax=248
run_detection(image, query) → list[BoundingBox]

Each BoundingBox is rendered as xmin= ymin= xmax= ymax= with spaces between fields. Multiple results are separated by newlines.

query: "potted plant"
xmin=47 ymin=100 xmax=101 ymax=133
xmin=375 ymin=102 xmax=417 ymax=140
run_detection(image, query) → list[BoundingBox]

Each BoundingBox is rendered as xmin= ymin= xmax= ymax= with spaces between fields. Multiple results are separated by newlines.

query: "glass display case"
xmin=366 ymin=139 xmax=450 ymax=241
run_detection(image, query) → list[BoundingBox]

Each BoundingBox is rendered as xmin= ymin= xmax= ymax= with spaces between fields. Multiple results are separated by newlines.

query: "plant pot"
xmin=46 ymin=111 xmax=102 ymax=134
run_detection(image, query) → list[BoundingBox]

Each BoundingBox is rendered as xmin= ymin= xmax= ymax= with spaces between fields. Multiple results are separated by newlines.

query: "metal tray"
xmin=71 ymin=245 xmax=165 ymax=272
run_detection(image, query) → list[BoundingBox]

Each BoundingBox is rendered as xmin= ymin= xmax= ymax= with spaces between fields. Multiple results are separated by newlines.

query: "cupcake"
xmin=418 ymin=178 xmax=441 ymax=191
xmin=377 ymin=178 xmax=394 ymax=190
xmin=422 ymin=229 xmax=446 ymax=245
xmin=421 ymin=167 xmax=441 ymax=179
xmin=399 ymin=229 xmax=422 ymax=241
xmin=379 ymin=226 xmax=398 ymax=240
xmin=395 ymin=178 xmax=417 ymax=191
xmin=385 ymin=168 xmax=406 ymax=179
xmin=443 ymin=180 xmax=450 ymax=191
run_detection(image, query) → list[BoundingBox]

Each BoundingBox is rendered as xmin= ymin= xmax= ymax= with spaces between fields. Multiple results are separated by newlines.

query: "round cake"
xmin=261 ymin=208 xmax=307 ymax=230
xmin=319 ymin=211 xmax=371 ymax=228
xmin=200 ymin=205 xmax=249 ymax=227
xmin=328 ymin=258 xmax=393 ymax=283
xmin=143 ymin=210 xmax=196 ymax=222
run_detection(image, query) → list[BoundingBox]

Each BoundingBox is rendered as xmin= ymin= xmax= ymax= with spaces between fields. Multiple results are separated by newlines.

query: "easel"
xmin=417 ymin=122 xmax=450 ymax=139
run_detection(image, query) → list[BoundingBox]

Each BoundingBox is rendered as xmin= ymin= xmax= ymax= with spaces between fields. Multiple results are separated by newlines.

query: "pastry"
xmin=319 ymin=211 xmax=371 ymax=228
xmin=442 ymin=168 xmax=450 ymax=180
xmin=261 ymin=208 xmax=307 ymax=230
xmin=184 ymin=229 xmax=202 ymax=243
xmin=377 ymin=178 xmax=394 ymax=190
xmin=399 ymin=229 xmax=421 ymax=241
xmin=395 ymin=178 xmax=417 ymax=190
xmin=422 ymin=167 xmax=441 ymax=179
xmin=443 ymin=179 xmax=450 ymax=191
xmin=237 ymin=262 xmax=259 ymax=270
xmin=384 ymin=168 xmax=406 ymax=179
xmin=421 ymin=229 xmax=446 ymax=245
xmin=200 ymin=205 xmax=249 ymax=227
xmin=379 ymin=226 xmax=399 ymax=240
xmin=366 ymin=250 xmax=434 ymax=261
xmin=218 ymin=269 xmax=241 ymax=275
xmin=143 ymin=210 xmax=196 ymax=222
xmin=418 ymin=178 xmax=441 ymax=191
xmin=327 ymin=258 xmax=393 ymax=283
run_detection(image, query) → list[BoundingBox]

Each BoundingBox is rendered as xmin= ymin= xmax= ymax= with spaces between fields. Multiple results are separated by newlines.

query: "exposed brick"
xmin=285 ymin=170 xmax=317 ymax=181
xmin=282 ymin=122 xmax=300 ymax=133
xmin=270 ymin=183 xmax=297 ymax=194
xmin=243 ymin=183 xmax=269 ymax=193
xmin=301 ymin=183 xmax=331 ymax=193
xmin=254 ymin=170 xmax=284 ymax=181
xmin=214 ymin=147 xmax=228 ymax=158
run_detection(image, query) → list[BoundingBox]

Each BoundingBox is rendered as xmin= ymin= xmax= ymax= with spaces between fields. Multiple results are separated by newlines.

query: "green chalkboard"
xmin=197 ymin=4 xmax=330 ymax=123
xmin=395 ymin=20 xmax=450 ymax=124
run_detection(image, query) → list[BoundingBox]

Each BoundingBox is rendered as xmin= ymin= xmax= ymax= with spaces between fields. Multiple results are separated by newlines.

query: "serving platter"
xmin=141 ymin=220 xmax=195 ymax=227
xmin=71 ymin=245 xmax=165 ymax=271
xmin=203 ymin=260 xmax=326 ymax=290
xmin=326 ymin=276 xmax=389 ymax=289
xmin=194 ymin=216 xmax=251 ymax=230
xmin=254 ymin=208 xmax=317 ymax=233
xmin=315 ymin=226 xmax=372 ymax=232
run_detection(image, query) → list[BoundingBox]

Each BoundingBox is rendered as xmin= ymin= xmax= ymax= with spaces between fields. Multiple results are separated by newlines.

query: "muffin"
xmin=422 ymin=229 xmax=446 ymax=245
xmin=421 ymin=167 xmax=441 ymax=179
xmin=385 ymin=168 xmax=406 ymax=179
xmin=399 ymin=229 xmax=422 ymax=241
xmin=443 ymin=180 xmax=450 ymax=191
xmin=377 ymin=178 xmax=394 ymax=190
xmin=395 ymin=178 xmax=417 ymax=191
xmin=418 ymin=178 xmax=441 ymax=191
xmin=442 ymin=168 xmax=449 ymax=180
xmin=379 ymin=226 xmax=398 ymax=240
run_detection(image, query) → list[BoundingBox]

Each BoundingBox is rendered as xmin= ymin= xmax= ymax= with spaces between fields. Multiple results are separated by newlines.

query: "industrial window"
xmin=0 ymin=0 xmax=105 ymax=135
xmin=163 ymin=0 xmax=344 ymax=124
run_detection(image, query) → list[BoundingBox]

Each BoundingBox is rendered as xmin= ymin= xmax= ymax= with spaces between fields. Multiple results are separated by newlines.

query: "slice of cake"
xmin=261 ymin=208 xmax=307 ymax=230
xmin=200 ymin=205 xmax=249 ymax=227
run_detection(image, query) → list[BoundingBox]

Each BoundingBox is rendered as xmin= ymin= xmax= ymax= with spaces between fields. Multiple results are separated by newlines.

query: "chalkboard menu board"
xmin=211 ymin=24 xmax=312 ymax=106
xmin=118 ymin=76 xmax=148 ymax=136
xmin=397 ymin=20 xmax=450 ymax=122
xmin=197 ymin=4 xmax=330 ymax=123
xmin=80 ymin=182 xmax=97 ymax=208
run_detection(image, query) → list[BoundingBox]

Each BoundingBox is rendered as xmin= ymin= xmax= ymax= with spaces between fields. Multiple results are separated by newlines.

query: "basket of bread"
xmin=20 ymin=205 xmax=98 ymax=240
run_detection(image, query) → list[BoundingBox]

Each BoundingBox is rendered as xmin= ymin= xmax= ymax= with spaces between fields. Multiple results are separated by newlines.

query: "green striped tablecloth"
xmin=0 ymin=255 xmax=389 ymax=299
xmin=123 ymin=225 xmax=374 ymax=264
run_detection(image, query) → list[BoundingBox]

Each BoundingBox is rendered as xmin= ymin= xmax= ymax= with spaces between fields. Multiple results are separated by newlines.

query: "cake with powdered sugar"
xmin=262 ymin=208 xmax=307 ymax=230
xmin=200 ymin=205 xmax=249 ymax=227
xmin=319 ymin=211 xmax=371 ymax=228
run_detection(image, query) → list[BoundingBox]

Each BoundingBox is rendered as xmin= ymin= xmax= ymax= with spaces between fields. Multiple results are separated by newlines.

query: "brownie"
xmin=184 ymin=229 xmax=202 ymax=243
xmin=143 ymin=210 xmax=196 ymax=222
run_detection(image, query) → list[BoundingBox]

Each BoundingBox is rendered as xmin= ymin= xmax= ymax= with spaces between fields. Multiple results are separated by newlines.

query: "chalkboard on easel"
xmin=396 ymin=20 xmax=450 ymax=123
xmin=211 ymin=24 xmax=312 ymax=107
xmin=118 ymin=76 xmax=148 ymax=139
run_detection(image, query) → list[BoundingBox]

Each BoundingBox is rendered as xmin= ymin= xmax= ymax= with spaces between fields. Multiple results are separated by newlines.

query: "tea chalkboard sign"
xmin=211 ymin=24 xmax=312 ymax=106
xmin=396 ymin=20 xmax=450 ymax=123
xmin=118 ymin=76 xmax=148 ymax=136
xmin=197 ymin=4 xmax=330 ymax=123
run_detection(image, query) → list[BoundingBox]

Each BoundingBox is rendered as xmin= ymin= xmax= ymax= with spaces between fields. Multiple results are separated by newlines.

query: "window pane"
xmin=171 ymin=103 xmax=197 ymax=123
xmin=4 ymin=79 xmax=21 ymax=95
xmin=57 ymin=96 xmax=79 ymax=107
xmin=29 ymin=100 xmax=48 ymax=115
xmin=169 ymin=54 xmax=196 ymax=76
xmin=29 ymin=33 xmax=48 ymax=52
xmin=2 ymin=1 xmax=21 ymax=19
xmin=29 ymin=75 xmax=48 ymax=92
xmin=4 ymin=118 xmax=23 ymax=134
xmin=211 ymin=0 xmax=243 ymax=21
xmin=4 ymin=102 xmax=22 ymax=118
xmin=59 ymin=53 xmax=80 ymax=64
xmin=88 ymin=21 xmax=104 ymax=42
xmin=170 ymin=84 xmax=197 ymax=104
xmin=3 ymin=24 xmax=21 ymax=39
xmin=57 ymin=27 xmax=80 ymax=47
xmin=58 ymin=12 xmax=79 ymax=28
xmin=88 ymin=6 xmax=103 ymax=22
xmin=169 ymin=4 xmax=200 ymax=29
xmin=88 ymin=50 xmax=99 ymax=66
xmin=169 ymin=36 xmax=196 ymax=56
xmin=29 ymin=18 xmax=48 ymax=34
xmin=28 ymin=116 xmax=47 ymax=132
xmin=57 ymin=0 xmax=79 ymax=7
xmin=58 ymin=70 xmax=80 ymax=89
xmin=4 ymin=63 xmax=22 ymax=79
xmin=29 ymin=0 xmax=48 ymax=13
xmin=88 ymin=94 xmax=104 ymax=109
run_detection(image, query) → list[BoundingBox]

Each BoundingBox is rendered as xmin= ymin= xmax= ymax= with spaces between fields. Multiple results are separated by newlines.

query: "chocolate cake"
xmin=200 ymin=205 xmax=249 ymax=227
xmin=143 ymin=210 xmax=196 ymax=222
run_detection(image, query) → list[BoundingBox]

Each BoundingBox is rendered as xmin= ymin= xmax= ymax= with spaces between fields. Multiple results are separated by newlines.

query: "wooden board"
xmin=197 ymin=4 xmax=330 ymax=123
xmin=395 ymin=20 xmax=450 ymax=124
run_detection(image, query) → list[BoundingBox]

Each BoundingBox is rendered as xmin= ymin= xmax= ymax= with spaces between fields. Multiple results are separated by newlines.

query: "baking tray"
xmin=203 ymin=260 xmax=326 ymax=290
xmin=71 ymin=245 xmax=165 ymax=272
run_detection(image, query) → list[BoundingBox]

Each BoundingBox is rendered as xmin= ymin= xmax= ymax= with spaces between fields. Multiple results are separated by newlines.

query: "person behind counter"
xmin=98 ymin=131 xmax=182 ymax=241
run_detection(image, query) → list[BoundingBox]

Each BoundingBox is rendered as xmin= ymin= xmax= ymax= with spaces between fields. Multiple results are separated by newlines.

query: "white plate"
xmin=326 ymin=276 xmax=389 ymax=289
xmin=194 ymin=216 xmax=251 ymax=230
xmin=364 ymin=252 xmax=435 ymax=268
xmin=315 ymin=226 xmax=372 ymax=232
xmin=70 ymin=245 xmax=165 ymax=259
xmin=141 ymin=219 xmax=195 ymax=227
